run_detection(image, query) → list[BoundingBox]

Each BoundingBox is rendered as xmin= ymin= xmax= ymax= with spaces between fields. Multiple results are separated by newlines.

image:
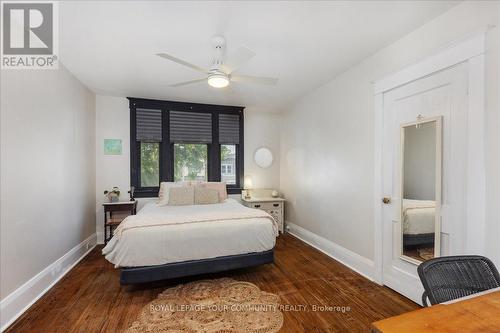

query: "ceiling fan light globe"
xmin=207 ymin=74 xmax=229 ymax=88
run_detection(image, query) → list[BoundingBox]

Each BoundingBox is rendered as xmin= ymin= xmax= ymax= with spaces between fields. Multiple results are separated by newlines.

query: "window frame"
xmin=129 ymin=97 xmax=244 ymax=197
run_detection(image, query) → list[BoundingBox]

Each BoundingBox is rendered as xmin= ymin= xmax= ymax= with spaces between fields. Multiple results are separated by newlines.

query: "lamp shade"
xmin=244 ymin=175 xmax=253 ymax=189
xmin=208 ymin=73 xmax=229 ymax=88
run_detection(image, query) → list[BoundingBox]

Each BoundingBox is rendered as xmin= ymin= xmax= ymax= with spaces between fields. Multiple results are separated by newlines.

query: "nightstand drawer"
xmin=103 ymin=203 xmax=136 ymax=212
xmin=250 ymin=202 xmax=283 ymax=210
xmin=241 ymin=196 xmax=285 ymax=234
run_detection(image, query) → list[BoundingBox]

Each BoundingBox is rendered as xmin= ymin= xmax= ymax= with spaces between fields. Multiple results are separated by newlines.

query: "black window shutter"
xmin=136 ymin=108 xmax=162 ymax=142
xmin=219 ymin=113 xmax=240 ymax=144
xmin=170 ymin=111 xmax=212 ymax=143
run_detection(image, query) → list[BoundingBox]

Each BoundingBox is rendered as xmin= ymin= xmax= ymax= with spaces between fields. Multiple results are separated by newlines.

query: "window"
xmin=221 ymin=164 xmax=233 ymax=175
xmin=174 ymin=143 xmax=208 ymax=182
xmin=135 ymin=107 xmax=162 ymax=190
xmin=221 ymin=144 xmax=236 ymax=185
xmin=129 ymin=98 xmax=244 ymax=197
xmin=140 ymin=142 xmax=159 ymax=186
xmin=219 ymin=114 xmax=240 ymax=187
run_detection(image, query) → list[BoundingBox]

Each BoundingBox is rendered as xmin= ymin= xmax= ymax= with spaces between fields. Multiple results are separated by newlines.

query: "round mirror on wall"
xmin=254 ymin=147 xmax=273 ymax=168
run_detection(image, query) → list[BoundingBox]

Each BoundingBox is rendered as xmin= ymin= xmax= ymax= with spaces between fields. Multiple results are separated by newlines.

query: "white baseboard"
xmin=0 ymin=233 xmax=97 ymax=332
xmin=286 ymin=222 xmax=375 ymax=281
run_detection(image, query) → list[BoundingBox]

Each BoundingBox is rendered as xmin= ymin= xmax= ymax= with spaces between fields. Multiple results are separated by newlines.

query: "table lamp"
xmin=243 ymin=175 xmax=253 ymax=199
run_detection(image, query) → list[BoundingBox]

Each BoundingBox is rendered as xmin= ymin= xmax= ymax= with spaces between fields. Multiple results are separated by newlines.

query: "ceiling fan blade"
xmin=230 ymin=74 xmax=278 ymax=86
xmin=222 ymin=46 xmax=256 ymax=73
xmin=170 ymin=78 xmax=207 ymax=87
xmin=157 ymin=53 xmax=207 ymax=74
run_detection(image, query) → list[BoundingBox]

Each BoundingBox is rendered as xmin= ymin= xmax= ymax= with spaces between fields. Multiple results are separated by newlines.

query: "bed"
xmin=402 ymin=199 xmax=436 ymax=247
xmin=102 ymin=198 xmax=278 ymax=284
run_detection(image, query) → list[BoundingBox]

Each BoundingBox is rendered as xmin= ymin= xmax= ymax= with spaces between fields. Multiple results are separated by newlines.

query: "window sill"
xmin=134 ymin=188 xmax=159 ymax=198
xmin=227 ymin=187 xmax=242 ymax=195
xmin=134 ymin=186 xmax=241 ymax=198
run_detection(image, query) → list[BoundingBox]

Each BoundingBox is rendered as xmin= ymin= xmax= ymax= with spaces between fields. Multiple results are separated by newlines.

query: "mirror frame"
xmin=399 ymin=116 xmax=442 ymax=265
xmin=254 ymin=147 xmax=273 ymax=169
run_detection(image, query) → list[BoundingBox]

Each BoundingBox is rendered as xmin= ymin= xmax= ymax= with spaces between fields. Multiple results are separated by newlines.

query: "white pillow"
xmin=158 ymin=182 xmax=190 ymax=205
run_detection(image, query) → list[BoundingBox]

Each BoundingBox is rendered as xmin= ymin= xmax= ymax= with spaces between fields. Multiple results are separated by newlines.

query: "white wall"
xmin=95 ymin=96 xmax=131 ymax=243
xmin=244 ymin=111 xmax=282 ymax=190
xmin=0 ymin=64 xmax=96 ymax=327
xmin=95 ymin=96 xmax=282 ymax=243
xmin=281 ymin=1 xmax=500 ymax=265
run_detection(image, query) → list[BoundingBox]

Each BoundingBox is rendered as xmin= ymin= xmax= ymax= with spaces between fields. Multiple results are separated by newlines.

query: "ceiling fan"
xmin=157 ymin=35 xmax=278 ymax=88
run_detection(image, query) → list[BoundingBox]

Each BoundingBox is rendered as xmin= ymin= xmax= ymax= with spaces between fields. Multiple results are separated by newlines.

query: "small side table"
xmin=103 ymin=201 xmax=137 ymax=244
xmin=241 ymin=196 xmax=285 ymax=233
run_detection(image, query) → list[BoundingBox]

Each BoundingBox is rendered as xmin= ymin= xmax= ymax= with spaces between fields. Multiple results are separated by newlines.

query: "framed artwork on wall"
xmin=104 ymin=139 xmax=122 ymax=155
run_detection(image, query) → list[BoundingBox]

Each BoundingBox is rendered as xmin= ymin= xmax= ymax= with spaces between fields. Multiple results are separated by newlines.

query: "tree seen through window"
xmin=174 ymin=144 xmax=208 ymax=181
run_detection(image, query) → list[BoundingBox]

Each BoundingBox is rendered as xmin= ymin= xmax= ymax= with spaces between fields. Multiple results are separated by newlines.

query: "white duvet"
xmin=402 ymin=199 xmax=436 ymax=235
xmin=102 ymin=199 xmax=277 ymax=267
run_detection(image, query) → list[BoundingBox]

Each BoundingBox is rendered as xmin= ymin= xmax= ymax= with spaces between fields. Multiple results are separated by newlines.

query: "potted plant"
xmin=104 ymin=187 xmax=120 ymax=202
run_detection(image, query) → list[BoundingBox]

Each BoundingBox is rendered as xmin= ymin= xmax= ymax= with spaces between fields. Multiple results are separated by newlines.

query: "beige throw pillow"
xmin=197 ymin=182 xmax=228 ymax=202
xmin=168 ymin=186 xmax=195 ymax=206
xmin=158 ymin=182 xmax=189 ymax=205
xmin=194 ymin=186 xmax=220 ymax=205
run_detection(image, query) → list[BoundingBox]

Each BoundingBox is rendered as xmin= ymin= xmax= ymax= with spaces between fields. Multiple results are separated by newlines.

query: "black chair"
xmin=417 ymin=255 xmax=500 ymax=306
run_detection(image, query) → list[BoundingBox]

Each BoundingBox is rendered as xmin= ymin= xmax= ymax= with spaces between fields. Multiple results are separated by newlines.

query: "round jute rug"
xmin=127 ymin=278 xmax=284 ymax=333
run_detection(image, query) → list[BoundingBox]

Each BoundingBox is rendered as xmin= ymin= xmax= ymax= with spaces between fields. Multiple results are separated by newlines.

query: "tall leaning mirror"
xmin=400 ymin=116 xmax=442 ymax=263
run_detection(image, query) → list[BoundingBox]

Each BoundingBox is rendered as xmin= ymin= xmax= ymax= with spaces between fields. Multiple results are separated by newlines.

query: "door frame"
xmin=373 ymin=28 xmax=488 ymax=285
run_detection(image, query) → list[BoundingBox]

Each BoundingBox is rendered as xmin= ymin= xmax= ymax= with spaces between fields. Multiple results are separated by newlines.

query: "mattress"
xmin=402 ymin=199 xmax=436 ymax=235
xmin=102 ymin=199 xmax=277 ymax=267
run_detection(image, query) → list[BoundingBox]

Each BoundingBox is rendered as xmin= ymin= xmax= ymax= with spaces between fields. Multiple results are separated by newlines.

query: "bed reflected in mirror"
xmin=401 ymin=117 xmax=442 ymax=263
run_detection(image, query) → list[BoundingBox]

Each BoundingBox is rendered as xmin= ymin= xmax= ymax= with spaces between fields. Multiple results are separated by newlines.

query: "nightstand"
xmin=242 ymin=192 xmax=285 ymax=233
xmin=103 ymin=201 xmax=137 ymax=244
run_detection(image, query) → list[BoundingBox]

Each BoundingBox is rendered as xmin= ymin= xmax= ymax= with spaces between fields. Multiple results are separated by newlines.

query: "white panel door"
xmin=381 ymin=63 xmax=468 ymax=303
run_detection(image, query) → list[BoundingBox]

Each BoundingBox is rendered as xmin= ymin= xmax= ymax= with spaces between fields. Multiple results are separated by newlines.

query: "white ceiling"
xmin=59 ymin=1 xmax=458 ymax=112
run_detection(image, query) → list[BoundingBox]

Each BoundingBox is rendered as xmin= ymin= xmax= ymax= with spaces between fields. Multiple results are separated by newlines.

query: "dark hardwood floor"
xmin=6 ymin=234 xmax=419 ymax=332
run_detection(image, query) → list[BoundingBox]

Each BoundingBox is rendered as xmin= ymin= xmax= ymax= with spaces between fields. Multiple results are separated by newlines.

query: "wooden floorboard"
xmin=5 ymin=234 xmax=419 ymax=332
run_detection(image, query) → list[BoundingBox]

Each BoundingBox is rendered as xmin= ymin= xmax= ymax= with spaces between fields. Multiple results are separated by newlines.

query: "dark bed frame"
xmin=120 ymin=249 xmax=274 ymax=284
xmin=403 ymin=233 xmax=435 ymax=248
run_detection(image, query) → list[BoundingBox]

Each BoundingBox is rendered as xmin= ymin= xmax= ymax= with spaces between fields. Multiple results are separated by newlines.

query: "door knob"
xmin=382 ymin=197 xmax=391 ymax=204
